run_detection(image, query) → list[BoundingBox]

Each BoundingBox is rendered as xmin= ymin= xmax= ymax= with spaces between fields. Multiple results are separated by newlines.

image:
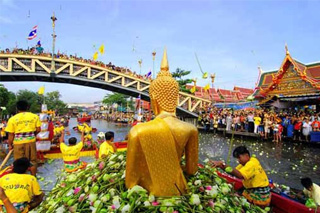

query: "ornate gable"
xmin=257 ymin=48 xmax=320 ymax=98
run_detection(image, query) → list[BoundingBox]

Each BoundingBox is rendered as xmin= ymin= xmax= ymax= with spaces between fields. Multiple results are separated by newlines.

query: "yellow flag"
xmin=204 ymin=83 xmax=210 ymax=92
xmin=190 ymin=86 xmax=196 ymax=94
xmin=38 ymin=86 xmax=45 ymax=95
xmin=202 ymin=72 xmax=208 ymax=79
xmin=93 ymin=52 xmax=98 ymax=61
xmin=99 ymin=44 xmax=105 ymax=55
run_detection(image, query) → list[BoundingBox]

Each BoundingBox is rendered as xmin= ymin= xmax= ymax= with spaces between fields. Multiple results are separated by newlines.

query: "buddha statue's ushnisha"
xmin=125 ymin=48 xmax=199 ymax=196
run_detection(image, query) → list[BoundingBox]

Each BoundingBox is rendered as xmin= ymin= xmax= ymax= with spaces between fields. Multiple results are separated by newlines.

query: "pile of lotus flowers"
xmin=34 ymin=152 xmax=269 ymax=213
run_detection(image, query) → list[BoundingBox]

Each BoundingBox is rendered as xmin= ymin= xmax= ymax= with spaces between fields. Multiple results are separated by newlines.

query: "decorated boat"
xmin=217 ymin=171 xmax=319 ymax=213
xmin=77 ymin=116 xmax=91 ymax=123
xmin=72 ymin=125 xmax=97 ymax=133
xmin=38 ymin=141 xmax=127 ymax=160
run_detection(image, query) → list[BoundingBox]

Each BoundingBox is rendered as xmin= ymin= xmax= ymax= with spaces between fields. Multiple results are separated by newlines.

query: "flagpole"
xmin=51 ymin=12 xmax=57 ymax=74
xmin=152 ymin=51 xmax=156 ymax=79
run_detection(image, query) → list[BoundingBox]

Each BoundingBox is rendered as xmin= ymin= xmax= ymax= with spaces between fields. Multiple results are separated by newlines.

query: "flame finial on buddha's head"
xmin=149 ymin=48 xmax=179 ymax=113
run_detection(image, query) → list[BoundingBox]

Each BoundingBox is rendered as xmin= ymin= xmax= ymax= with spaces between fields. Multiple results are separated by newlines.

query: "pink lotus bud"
xmin=152 ymin=201 xmax=159 ymax=206
xmin=206 ymin=186 xmax=212 ymax=191
xmin=61 ymin=183 xmax=66 ymax=187
xmin=208 ymin=200 xmax=215 ymax=208
xmin=110 ymin=179 xmax=114 ymax=183
xmin=111 ymin=204 xmax=116 ymax=209
xmin=74 ymin=187 xmax=81 ymax=195
xmin=99 ymin=161 xmax=105 ymax=170
xmin=199 ymin=186 xmax=205 ymax=192
xmin=92 ymin=175 xmax=97 ymax=181
xmin=78 ymin=194 xmax=85 ymax=202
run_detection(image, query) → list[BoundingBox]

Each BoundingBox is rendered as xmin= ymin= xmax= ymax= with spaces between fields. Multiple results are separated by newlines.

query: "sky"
xmin=1 ymin=0 xmax=320 ymax=103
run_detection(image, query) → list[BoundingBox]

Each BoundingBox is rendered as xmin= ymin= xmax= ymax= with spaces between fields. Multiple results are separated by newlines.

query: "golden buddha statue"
xmin=125 ymin=48 xmax=199 ymax=196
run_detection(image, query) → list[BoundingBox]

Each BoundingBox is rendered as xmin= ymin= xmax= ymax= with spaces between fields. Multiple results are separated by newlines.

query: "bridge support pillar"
xmin=183 ymin=117 xmax=198 ymax=126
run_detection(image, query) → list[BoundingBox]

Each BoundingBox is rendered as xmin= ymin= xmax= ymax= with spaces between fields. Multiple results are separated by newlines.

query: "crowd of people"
xmin=198 ymin=107 xmax=320 ymax=142
xmin=1 ymin=47 xmax=152 ymax=81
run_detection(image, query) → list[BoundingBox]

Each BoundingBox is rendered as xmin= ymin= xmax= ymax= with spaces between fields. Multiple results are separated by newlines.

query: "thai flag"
xmin=145 ymin=70 xmax=152 ymax=78
xmin=28 ymin=25 xmax=38 ymax=40
xmin=37 ymin=40 xmax=41 ymax=46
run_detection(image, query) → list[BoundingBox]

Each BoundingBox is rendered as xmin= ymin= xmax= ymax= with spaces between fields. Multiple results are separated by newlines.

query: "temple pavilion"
xmin=253 ymin=47 xmax=320 ymax=109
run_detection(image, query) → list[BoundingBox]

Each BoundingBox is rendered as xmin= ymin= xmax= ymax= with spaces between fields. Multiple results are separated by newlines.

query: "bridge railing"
xmin=0 ymin=53 xmax=211 ymax=115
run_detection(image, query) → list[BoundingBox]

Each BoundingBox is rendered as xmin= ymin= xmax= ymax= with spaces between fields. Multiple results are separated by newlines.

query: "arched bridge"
xmin=0 ymin=54 xmax=211 ymax=118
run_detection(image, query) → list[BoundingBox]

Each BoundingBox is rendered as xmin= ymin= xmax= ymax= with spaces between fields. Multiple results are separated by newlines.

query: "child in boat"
xmin=99 ymin=131 xmax=117 ymax=159
xmin=60 ymin=131 xmax=87 ymax=172
xmin=301 ymin=177 xmax=320 ymax=205
xmin=0 ymin=158 xmax=44 ymax=213
xmin=211 ymin=146 xmax=271 ymax=207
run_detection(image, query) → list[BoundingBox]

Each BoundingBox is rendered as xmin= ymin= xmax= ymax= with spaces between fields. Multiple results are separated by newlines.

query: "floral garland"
xmin=34 ymin=152 xmax=269 ymax=213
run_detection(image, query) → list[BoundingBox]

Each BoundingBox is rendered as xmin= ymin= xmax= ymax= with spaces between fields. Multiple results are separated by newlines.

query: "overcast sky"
xmin=1 ymin=0 xmax=320 ymax=103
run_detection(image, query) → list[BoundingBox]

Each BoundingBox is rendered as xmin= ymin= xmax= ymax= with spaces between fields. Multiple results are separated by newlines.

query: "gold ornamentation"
xmin=149 ymin=48 xmax=179 ymax=113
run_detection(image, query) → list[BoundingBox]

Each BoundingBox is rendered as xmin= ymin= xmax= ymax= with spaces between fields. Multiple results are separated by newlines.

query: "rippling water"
xmin=4 ymin=118 xmax=320 ymax=191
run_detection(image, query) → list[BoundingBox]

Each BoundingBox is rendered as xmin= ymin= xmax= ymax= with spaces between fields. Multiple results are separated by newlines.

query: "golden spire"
xmin=160 ymin=47 xmax=169 ymax=72
xmin=149 ymin=48 xmax=179 ymax=113
xmin=285 ymin=43 xmax=289 ymax=55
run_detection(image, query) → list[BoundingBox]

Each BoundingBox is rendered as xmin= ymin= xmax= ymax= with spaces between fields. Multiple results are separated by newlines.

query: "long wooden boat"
xmin=77 ymin=116 xmax=91 ymax=123
xmin=72 ymin=126 xmax=98 ymax=133
xmin=38 ymin=141 xmax=128 ymax=159
xmin=216 ymin=171 xmax=319 ymax=213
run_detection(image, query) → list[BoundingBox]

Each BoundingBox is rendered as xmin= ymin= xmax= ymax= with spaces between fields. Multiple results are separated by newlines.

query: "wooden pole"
xmin=0 ymin=149 xmax=13 ymax=171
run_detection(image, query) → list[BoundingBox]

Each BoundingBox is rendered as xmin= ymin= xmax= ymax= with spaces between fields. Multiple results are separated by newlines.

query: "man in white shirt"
xmin=301 ymin=177 xmax=320 ymax=205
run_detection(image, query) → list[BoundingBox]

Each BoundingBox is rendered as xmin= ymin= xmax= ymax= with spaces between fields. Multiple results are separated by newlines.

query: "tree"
xmin=102 ymin=93 xmax=134 ymax=111
xmin=0 ymin=85 xmax=16 ymax=117
xmin=16 ymin=90 xmax=41 ymax=113
xmin=172 ymin=68 xmax=193 ymax=93
xmin=45 ymin=91 xmax=68 ymax=115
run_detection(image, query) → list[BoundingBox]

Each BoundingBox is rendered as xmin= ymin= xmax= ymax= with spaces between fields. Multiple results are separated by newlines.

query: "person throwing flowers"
xmin=210 ymin=146 xmax=271 ymax=207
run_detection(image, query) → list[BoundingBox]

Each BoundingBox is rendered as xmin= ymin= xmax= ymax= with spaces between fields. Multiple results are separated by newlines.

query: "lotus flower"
xmin=194 ymin=180 xmax=202 ymax=186
xmin=152 ymin=201 xmax=159 ymax=206
xmin=78 ymin=193 xmax=85 ymax=202
xmin=88 ymin=193 xmax=98 ymax=202
xmin=121 ymin=204 xmax=130 ymax=213
xmin=144 ymin=201 xmax=151 ymax=206
xmin=189 ymin=194 xmax=200 ymax=205
xmin=112 ymin=196 xmax=121 ymax=209
xmin=99 ymin=161 xmax=105 ymax=170
xmin=73 ymin=187 xmax=81 ymax=195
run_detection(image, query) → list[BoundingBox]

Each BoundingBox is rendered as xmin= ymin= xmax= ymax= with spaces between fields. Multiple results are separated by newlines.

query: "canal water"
xmin=4 ymin=118 xmax=320 ymax=192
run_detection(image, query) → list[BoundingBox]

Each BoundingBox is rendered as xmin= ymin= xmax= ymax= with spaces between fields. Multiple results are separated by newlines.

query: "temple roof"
xmin=253 ymin=52 xmax=320 ymax=98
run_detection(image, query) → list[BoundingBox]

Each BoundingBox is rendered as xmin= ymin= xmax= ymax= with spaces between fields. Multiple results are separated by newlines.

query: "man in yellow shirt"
xmin=0 ymin=158 xmax=44 ymax=212
xmin=60 ymin=131 xmax=87 ymax=172
xmin=254 ymin=114 xmax=262 ymax=134
xmin=301 ymin=177 xmax=320 ymax=205
xmin=5 ymin=101 xmax=41 ymax=176
xmin=99 ymin=131 xmax=117 ymax=159
xmin=212 ymin=146 xmax=271 ymax=207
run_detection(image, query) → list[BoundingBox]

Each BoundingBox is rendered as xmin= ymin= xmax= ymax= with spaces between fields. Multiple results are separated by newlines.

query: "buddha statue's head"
xmin=149 ymin=49 xmax=179 ymax=115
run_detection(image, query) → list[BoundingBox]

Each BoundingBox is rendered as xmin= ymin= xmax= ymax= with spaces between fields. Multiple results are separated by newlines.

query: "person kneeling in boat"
xmin=212 ymin=146 xmax=271 ymax=207
xmin=0 ymin=158 xmax=44 ymax=213
xmin=60 ymin=131 xmax=87 ymax=172
xmin=301 ymin=177 xmax=320 ymax=205
xmin=99 ymin=131 xmax=117 ymax=159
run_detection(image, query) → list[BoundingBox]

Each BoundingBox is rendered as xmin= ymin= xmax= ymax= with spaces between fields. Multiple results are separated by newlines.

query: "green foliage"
xmin=45 ymin=91 xmax=68 ymax=115
xmin=102 ymin=93 xmax=134 ymax=110
xmin=172 ymin=68 xmax=193 ymax=93
xmin=16 ymin=90 xmax=41 ymax=113
xmin=0 ymin=85 xmax=17 ymax=116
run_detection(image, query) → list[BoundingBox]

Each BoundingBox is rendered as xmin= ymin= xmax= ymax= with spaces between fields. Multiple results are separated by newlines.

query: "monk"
xmin=125 ymin=49 xmax=199 ymax=196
